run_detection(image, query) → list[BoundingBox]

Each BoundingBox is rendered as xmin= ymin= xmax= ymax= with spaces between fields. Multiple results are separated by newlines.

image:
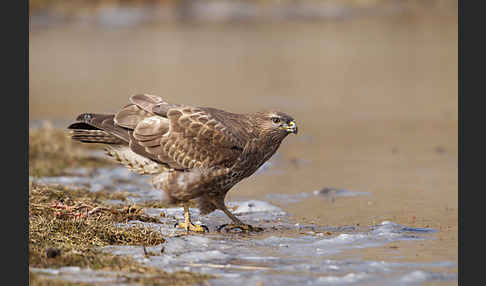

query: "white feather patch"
xmin=104 ymin=145 xmax=166 ymax=175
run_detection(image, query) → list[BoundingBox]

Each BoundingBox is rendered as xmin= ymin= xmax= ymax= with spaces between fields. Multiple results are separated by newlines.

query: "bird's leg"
xmin=174 ymin=203 xmax=208 ymax=233
xmin=215 ymin=201 xmax=263 ymax=233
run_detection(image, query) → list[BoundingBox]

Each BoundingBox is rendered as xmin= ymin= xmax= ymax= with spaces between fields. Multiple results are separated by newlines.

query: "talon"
xmin=173 ymin=203 xmax=208 ymax=233
xmin=217 ymin=223 xmax=263 ymax=233
xmin=217 ymin=224 xmax=228 ymax=232
xmin=174 ymin=221 xmax=208 ymax=233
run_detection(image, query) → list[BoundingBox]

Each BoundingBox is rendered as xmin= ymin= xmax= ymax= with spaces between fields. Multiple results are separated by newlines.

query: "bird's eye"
xmin=272 ymin=117 xmax=281 ymax=124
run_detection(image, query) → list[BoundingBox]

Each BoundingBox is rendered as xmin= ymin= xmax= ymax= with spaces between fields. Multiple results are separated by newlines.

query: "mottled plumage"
xmin=68 ymin=94 xmax=297 ymax=231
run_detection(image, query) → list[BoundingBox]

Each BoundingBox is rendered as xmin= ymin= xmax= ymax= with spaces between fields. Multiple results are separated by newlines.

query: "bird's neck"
xmin=252 ymin=136 xmax=283 ymax=165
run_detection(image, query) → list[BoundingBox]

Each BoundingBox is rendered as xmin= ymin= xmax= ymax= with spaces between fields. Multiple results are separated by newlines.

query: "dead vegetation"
xmin=29 ymin=124 xmax=212 ymax=284
xmin=29 ymin=182 xmax=211 ymax=284
xmin=29 ymin=182 xmax=165 ymax=268
xmin=29 ymin=122 xmax=111 ymax=177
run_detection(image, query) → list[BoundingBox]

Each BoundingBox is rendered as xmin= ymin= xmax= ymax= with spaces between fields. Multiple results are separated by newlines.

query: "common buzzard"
xmin=68 ymin=94 xmax=298 ymax=232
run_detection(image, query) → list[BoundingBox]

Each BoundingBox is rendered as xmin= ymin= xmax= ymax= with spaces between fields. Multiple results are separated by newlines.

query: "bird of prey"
xmin=68 ymin=94 xmax=298 ymax=232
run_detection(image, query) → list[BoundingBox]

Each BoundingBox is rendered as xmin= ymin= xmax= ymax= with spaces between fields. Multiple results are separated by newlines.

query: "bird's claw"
xmin=174 ymin=222 xmax=209 ymax=233
xmin=217 ymin=223 xmax=264 ymax=233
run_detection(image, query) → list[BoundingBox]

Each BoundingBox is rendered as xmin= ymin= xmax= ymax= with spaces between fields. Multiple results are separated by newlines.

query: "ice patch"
xmin=398 ymin=270 xmax=458 ymax=285
xmin=400 ymin=270 xmax=428 ymax=284
xmin=316 ymin=272 xmax=371 ymax=285
xmin=179 ymin=250 xmax=232 ymax=263
xmin=32 ymin=167 xmax=162 ymax=202
xmin=30 ymin=267 xmax=123 ymax=284
xmin=97 ymin=219 xmax=454 ymax=286
xmin=371 ymin=221 xmax=438 ymax=240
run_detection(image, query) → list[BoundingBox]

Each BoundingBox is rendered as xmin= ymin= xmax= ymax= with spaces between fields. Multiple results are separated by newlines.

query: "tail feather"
xmin=69 ymin=129 xmax=125 ymax=144
xmin=67 ymin=113 xmax=130 ymax=144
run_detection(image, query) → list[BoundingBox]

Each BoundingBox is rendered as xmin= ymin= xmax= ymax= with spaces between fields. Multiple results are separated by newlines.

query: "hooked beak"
xmin=286 ymin=121 xmax=298 ymax=134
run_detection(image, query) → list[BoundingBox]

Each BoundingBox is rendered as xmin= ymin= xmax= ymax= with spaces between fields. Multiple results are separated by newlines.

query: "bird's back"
xmin=67 ymin=94 xmax=295 ymax=209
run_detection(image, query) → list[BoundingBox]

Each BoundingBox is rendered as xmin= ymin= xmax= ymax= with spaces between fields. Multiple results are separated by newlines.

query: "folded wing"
xmin=114 ymin=94 xmax=246 ymax=171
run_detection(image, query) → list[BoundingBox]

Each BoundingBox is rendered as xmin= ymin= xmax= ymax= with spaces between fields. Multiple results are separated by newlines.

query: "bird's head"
xmin=253 ymin=110 xmax=298 ymax=143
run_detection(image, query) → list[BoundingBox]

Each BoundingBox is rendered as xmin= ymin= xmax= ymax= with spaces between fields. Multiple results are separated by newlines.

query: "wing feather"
xmin=110 ymin=94 xmax=250 ymax=170
xmin=114 ymin=104 xmax=152 ymax=129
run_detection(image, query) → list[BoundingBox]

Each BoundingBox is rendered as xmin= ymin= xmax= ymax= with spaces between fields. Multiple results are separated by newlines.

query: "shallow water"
xmin=104 ymin=218 xmax=456 ymax=285
xmin=31 ymin=165 xmax=456 ymax=285
xmin=30 ymin=1 xmax=458 ymax=284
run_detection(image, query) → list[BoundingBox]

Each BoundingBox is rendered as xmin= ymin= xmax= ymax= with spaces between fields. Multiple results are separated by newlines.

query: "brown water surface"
xmin=30 ymin=6 xmax=458 ymax=283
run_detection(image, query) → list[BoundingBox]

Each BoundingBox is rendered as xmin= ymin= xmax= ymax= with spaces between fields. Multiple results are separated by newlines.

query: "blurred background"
xmin=30 ymin=0 xmax=457 ymax=123
xmin=29 ymin=0 xmax=458 ymax=254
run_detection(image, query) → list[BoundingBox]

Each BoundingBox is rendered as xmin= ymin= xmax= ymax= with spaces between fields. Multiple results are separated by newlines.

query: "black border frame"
xmin=21 ymin=1 xmax=463 ymax=285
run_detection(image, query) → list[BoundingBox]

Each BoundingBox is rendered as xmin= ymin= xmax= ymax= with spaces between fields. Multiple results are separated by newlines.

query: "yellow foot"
xmin=217 ymin=223 xmax=264 ymax=233
xmin=174 ymin=222 xmax=209 ymax=233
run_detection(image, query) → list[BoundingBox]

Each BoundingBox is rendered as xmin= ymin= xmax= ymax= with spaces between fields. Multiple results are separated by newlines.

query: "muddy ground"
xmin=29 ymin=1 xmax=457 ymax=285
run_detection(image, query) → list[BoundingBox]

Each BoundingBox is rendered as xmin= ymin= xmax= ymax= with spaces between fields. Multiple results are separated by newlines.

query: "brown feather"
xmin=67 ymin=93 xmax=297 ymax=217
xmin=114 ymin=104 xmax=153 ymax=129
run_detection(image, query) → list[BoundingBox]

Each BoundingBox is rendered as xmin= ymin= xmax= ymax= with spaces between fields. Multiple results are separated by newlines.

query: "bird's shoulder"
xmin=164 ymin=105 xmax=253 ymax=149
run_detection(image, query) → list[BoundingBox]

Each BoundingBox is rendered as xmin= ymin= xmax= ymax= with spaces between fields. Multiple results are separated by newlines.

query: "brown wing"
xmin=114 ymin=94 xmax=247 ymax=170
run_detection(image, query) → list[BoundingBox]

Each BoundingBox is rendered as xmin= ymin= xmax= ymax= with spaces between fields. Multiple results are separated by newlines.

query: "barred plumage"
xmin=69 ymin=129 xmax=124 ymax=144
xmin=68 ymin=94 xmax=297 ymax=230
xmin=104 ymin=145 xmax=167 ymax=175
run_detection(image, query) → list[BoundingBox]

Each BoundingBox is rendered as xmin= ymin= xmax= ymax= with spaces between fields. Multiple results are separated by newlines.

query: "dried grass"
xmin=29 ymin=183 xmax=211 ymax=285
xmin=29 ymin=122 xmax=111 ymax=177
